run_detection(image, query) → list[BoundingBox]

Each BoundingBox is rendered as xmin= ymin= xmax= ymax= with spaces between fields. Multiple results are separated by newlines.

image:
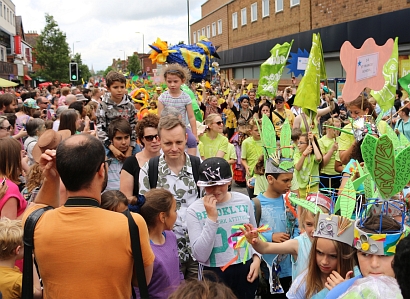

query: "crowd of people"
xmin=0 ymin=63 xmax=409 ymax=299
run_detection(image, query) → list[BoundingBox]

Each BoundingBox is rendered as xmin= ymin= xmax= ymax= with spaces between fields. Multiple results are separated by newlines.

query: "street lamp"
xmin=72 ymin=41 xmax=81 ymax=57
xmin=136 ymin=32 xmax=144 ymax=72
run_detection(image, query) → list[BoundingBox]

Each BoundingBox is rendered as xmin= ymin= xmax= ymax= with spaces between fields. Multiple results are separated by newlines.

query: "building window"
xmin=0 ymin=48 xmax=3 ymax=62
xmin=251 ymin=3 xmax=257 ymax=22
xmin=201 ymin=27 xmax=205 ymax=36
xmin=262 ymin=0 xmax=269 ymax=17
xmin=241 ymin=8 xmax=247 ymax=26
xmin=276 ymin=0 xmax=283 ymax=12
xmin=6 ymin=7 xmax=8 ymax=21
xmin=212 ymin=22 xmax=216 ymax=37
xmin=0 ymin=2 xmax=2 ymax=17
xmin=217 ymin=19 xmax=222 ymax=34
xmin=290 ymin=0 xmax=300 ymax=6
xmin=232 ymin=12 xmax=238 ymax=29
xmin=197 ymin=30 xmax=200 ymax=39
xmin=3 ymin=5 xmax=5 ymax=19
xmin=10 ymin=11 xmax=12 ymax=24
xmin=193 ymin=32 xmax=196 ymax=43
xmin=206 ymin=25 xmax=210 ymax=38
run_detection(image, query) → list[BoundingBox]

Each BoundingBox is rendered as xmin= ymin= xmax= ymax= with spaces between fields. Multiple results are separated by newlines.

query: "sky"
xmin=14 ymin=0 xmax=204 ymax=71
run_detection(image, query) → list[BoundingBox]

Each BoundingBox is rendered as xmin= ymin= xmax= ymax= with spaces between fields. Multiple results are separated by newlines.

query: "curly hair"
xmin=136 ymin=113 xmax=160 ymax=147
xmin=161 ymin=63 xmax=191 ymax=82
xmin=26 ymin=163 xmax=44 ymax=193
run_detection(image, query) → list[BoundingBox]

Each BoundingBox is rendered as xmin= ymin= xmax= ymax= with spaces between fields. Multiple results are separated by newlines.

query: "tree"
xmin=127 ymin=54 xmax=141 ymax=75
xmin=35 ymin=14 xmax=71 ymax=82
xmin=72 ymin=53 xmax=91 ymax=84
xmin=103 ymin=66 xmax=113 ymax=77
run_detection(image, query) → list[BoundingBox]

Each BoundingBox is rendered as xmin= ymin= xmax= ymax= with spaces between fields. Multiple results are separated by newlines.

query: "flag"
xmin=371 ymin=37 xmax=399 ymax=111
xmin=294 ymin=33 xmax=326 ymax=116
xmin=247 ymin=83 xmax=253 ymax=91
xmin=257 ymin=40 xmax=294 ymax=97
xmin=398 ymin=72 xmax=410 ymax=96
xmin=224 ymin=88 xmax=230 ymax=96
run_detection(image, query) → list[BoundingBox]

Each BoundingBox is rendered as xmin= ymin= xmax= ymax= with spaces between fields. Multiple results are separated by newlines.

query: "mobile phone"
xmin=89 ymin=121 xmax=95 ymax=130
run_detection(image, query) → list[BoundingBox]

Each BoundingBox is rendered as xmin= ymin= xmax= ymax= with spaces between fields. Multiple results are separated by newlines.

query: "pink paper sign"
xmin=340 ymin=38 xmax=393 ymax=103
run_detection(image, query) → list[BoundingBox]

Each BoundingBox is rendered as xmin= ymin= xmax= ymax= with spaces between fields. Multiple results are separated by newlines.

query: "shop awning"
xmin=24 ymin=75 xmax=32 ymax=81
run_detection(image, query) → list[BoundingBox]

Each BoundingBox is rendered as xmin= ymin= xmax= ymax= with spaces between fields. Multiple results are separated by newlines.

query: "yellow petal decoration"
xmin=149 ymin=38 xmax=177 ymax=64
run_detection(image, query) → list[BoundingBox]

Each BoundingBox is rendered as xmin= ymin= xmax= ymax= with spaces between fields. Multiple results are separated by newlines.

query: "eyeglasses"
xmin=41 ymin=102 xmax=50 ymax=105
xmin=143 ymin=134 xmax=159 ymax=142
xmin=0 ymin=125 xmax=11 ymax=131
xmin=297 ymin=141 xmax=308 ymax=145
xmin=213 ymin=121 xmax=223 ymax=126
xmin=104 ymin=158 xmax=113 ymax=167
xmin=322 ymin=94 xmax=326 ymax=96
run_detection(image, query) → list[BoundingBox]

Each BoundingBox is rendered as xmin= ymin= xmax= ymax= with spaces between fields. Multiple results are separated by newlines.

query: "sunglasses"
xmin=214 ymin=121 xmax=223 ymax=126
xmin=275 ymin=101 xmax=284 ymax=104
xmin=143 ymin=134 xmax=159 ymax=142
xmin=104 ymin=158 xmax=113 ymax=167
xmin=41 ymin=102 xmax=50 ymax=105
xmin=0 ymin=125 xmax=11 ymax=131
xmin=322 ymin=94 xmax=326 ymax=96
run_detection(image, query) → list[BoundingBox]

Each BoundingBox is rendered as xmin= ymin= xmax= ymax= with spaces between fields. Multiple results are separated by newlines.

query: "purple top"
xmin=134 ymin=230 xmax=183 ymax=299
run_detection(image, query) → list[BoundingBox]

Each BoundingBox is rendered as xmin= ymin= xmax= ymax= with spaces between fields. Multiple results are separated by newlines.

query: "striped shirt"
xmin=159 ymin=90 xmax=191 ymax=124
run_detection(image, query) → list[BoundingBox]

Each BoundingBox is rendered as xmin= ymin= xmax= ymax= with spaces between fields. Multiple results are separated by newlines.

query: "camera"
xmin=89 ymin=121 xmax=95 ymax=130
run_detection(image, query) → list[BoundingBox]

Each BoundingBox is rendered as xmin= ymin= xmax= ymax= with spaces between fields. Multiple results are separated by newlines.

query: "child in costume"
xmin=294 ymin=132 xmax=323 ymax=199
xmin=242 ymin=193 xmax=332 ymax=281
xmin=325 ymin=200 xmax=406 ymax=299
xmin=157 ymin=63 xmax=198 ymax=156
xmin=186 ymin=157 xmax=261 ymax=299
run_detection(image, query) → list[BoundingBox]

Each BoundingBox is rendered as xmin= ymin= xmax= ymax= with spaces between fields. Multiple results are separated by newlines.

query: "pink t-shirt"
xmin=0 ymin=179 xmax=27 ymax=217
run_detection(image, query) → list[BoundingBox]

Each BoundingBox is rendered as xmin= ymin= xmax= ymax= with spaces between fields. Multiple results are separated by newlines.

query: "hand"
xmin=14 ymin=128 xmax=27 ymax=139
xmin=271 ymin=232 xmax=290 ymax=243
xmin=331 ymin=142 xmax=338 ymax=151
xmin=247 ymin=255 xmax=261 ymax=283
xmin=39 ymin=149 xmax=59 ymax=180
xmin=203 ymin=194 xmax=218 ymax=222
xmin=325 ymin=270 xmax=353 ymax=290
xmin=303 ymin=145 xmax=313 ymax=156
xmin=111 ymin=147 xmax=126 ymax=162
xmin=307 ymin=132 xmax=314 ymax=141
xmin=246 ymin=178 xmax=254 ymax=189
xmin=241 ymin=223 xmax=259 ymax=245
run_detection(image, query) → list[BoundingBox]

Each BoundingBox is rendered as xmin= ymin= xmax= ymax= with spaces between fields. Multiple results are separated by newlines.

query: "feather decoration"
xmin=284 ymin=192 xmax=298 ymax=218
xmin=335 ymin=178 xmax=356 ymax=218
xmin=287 ymin=192 xmax=322 ymax=215
xmin=280 ymin=119 xmax=292 ymax=158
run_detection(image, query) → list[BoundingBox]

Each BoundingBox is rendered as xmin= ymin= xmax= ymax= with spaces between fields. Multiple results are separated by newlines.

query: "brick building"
xmin=191 ymin=0 xmax=410 ymax=90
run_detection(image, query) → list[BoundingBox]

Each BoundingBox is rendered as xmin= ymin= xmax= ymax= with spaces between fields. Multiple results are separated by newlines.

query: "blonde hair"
xmin=161 ymin=63 xmax=191 ymax=82
xmin=0 ymin=218 xmax=23 ymax=260
xmin=204 ymin=113 xmax=221 ymax=131
xmin=26 ymin=163 xmax=44 ymax=193
xmin=321 ymin=117 xmax=341 ymax=136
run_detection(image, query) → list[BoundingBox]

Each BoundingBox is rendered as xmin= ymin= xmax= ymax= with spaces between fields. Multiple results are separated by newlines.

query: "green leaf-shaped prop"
xmin=362 ymin=164 xmax=377 ymax=199
xmin=335 ymin=179 xmax=356 ymax=218
xmin=384 ymin=124 xmax=400 ymax=149
xmin=371 ymin=135 xmax=395 ymax=199
xmin=262 ymin=114 xmax=276 ymax=159
xmin=360 ymin=134 xmax=378 ymax=186
xmin=280 ymin=119 xmax=292 ymax=158
xmin=352 ymin=174 xmax=369 ymax=190
xmin=399 ymin=133 xmax=410 ymax=147
xmin=392 ymin=144 xmax=410 ymax=195
xmin=288 ymin=193 xmax=322 ymax=215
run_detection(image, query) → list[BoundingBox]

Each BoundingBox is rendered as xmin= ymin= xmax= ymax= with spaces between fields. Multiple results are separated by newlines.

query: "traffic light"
xmin=69 ymin=63 xmax=78 ymax=81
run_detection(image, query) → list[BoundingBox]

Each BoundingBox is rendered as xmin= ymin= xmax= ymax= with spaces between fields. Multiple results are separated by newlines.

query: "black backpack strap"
xmin=123 ymin=209 xmax=149 ymax=299
xmin=22 ymin=206 xmax=53 ymax=299
xmin=273 ymin=110 xmax=286 ymax=123
xmin=251 ymin=197 xmax=262 ymax=227
xmin=188 ymin=154 xmax=201 ymax=197
xmin=148 ymin=156 xmax=160 ymax=189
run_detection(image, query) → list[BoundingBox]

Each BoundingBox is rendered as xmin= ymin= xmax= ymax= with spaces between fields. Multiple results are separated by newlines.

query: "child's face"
xmin=316 ymin=238 xmax=338 ymax=275
xmin=249 ymin=126 xmax=260 ymax=140
xmin=204 ymin=183 xmax=230 ymax=202
xmin=165 ymin=74 xmax=184 ymax=93
xmin=164 ymin=199 xmax=178 ymax=230
xmin=303 ymin=212 xmax=316 ymax=239
xmin=112 ymin=130 xmax=130 ymax=153
xmin=297 ymin=136 xmax=308 ymax=152
xmin=267 ymin=173 xmax=293 ymax=194
xmin=107 ymin=81 xmax=126 ymax=102
xmin=357 ymin=251 xmax=395 ymax=277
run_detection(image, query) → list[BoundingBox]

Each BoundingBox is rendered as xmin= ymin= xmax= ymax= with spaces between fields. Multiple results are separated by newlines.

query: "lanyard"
xmin=64 ymin=197 xmax=100 ymax=208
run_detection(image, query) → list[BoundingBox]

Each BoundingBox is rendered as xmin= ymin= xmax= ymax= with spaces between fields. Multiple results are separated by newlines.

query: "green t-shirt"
xmin=294 ymin=151 xmax=320 ymax=189
xmin=253 ymin=174 xmax=268 ymax=195
xmin=319 ymin=135 xmax=340 ymax=175
xmin=223 ymin=142 xmax=237 ymax=162
xmin=199 ymin=132 xmax=229 ymax=159
xmin=241 ymin=137 xmax=264 ymax=177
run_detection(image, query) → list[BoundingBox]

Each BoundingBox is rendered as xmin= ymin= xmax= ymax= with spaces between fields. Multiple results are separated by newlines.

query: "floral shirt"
xmin=139 ymin=153 xmax=199 ymax=262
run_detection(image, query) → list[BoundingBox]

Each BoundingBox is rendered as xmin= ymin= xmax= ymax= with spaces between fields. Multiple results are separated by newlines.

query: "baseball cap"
xmin=23 ymin=98 xmax=39 ymax=109
xmin=197 ymin=157 xmax=232 ymax=187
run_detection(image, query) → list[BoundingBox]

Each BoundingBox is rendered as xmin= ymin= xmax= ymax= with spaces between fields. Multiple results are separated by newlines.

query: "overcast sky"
xmin=14 ymin=0 xmax=203 ymax=71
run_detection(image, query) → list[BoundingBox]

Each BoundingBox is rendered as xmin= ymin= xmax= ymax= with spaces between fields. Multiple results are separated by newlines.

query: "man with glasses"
xmin=23 ymin=134 xmax=154 ymax=298
xmin=139 ymin=115 xmax=200 ymax=280
xmin=36 ymin=97 xmax=51 ymax=120
xmin=271 ymin=96 xmax=295 ymax=140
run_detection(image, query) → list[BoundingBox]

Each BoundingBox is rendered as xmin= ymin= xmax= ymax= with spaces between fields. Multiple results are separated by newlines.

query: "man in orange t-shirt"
xmin=23 ymin=134 xmax=154 ymax=299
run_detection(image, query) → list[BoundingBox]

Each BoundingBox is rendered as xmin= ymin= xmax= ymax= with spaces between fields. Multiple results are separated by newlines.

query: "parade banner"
xmin=294 ymin=33 xmax=326 ymax=117
xmin=257 ymin=40 xmax=293 ymax=97
xmin=340 ymin=38 xmax=393 ymax=103
xmin=370 ymin=37 xmax=398 ymax=111
xmin=400 ymin=57 xmax=410 ymax=78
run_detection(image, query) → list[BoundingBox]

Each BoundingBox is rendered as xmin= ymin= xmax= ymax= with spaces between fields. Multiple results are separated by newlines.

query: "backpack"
xmin=148 ymin=155 xmax=200 ymax=196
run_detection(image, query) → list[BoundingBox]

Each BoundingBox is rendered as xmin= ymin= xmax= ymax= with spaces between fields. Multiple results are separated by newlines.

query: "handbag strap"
xmin=124 ymin=209 xmax=149 ymax=299
xmin=22 ymin=206 xmax=53 ymax=299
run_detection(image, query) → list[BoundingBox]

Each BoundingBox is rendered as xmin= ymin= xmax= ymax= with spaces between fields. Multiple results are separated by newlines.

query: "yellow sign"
xmin=401 ymin=58 xmax=410 ymax=77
